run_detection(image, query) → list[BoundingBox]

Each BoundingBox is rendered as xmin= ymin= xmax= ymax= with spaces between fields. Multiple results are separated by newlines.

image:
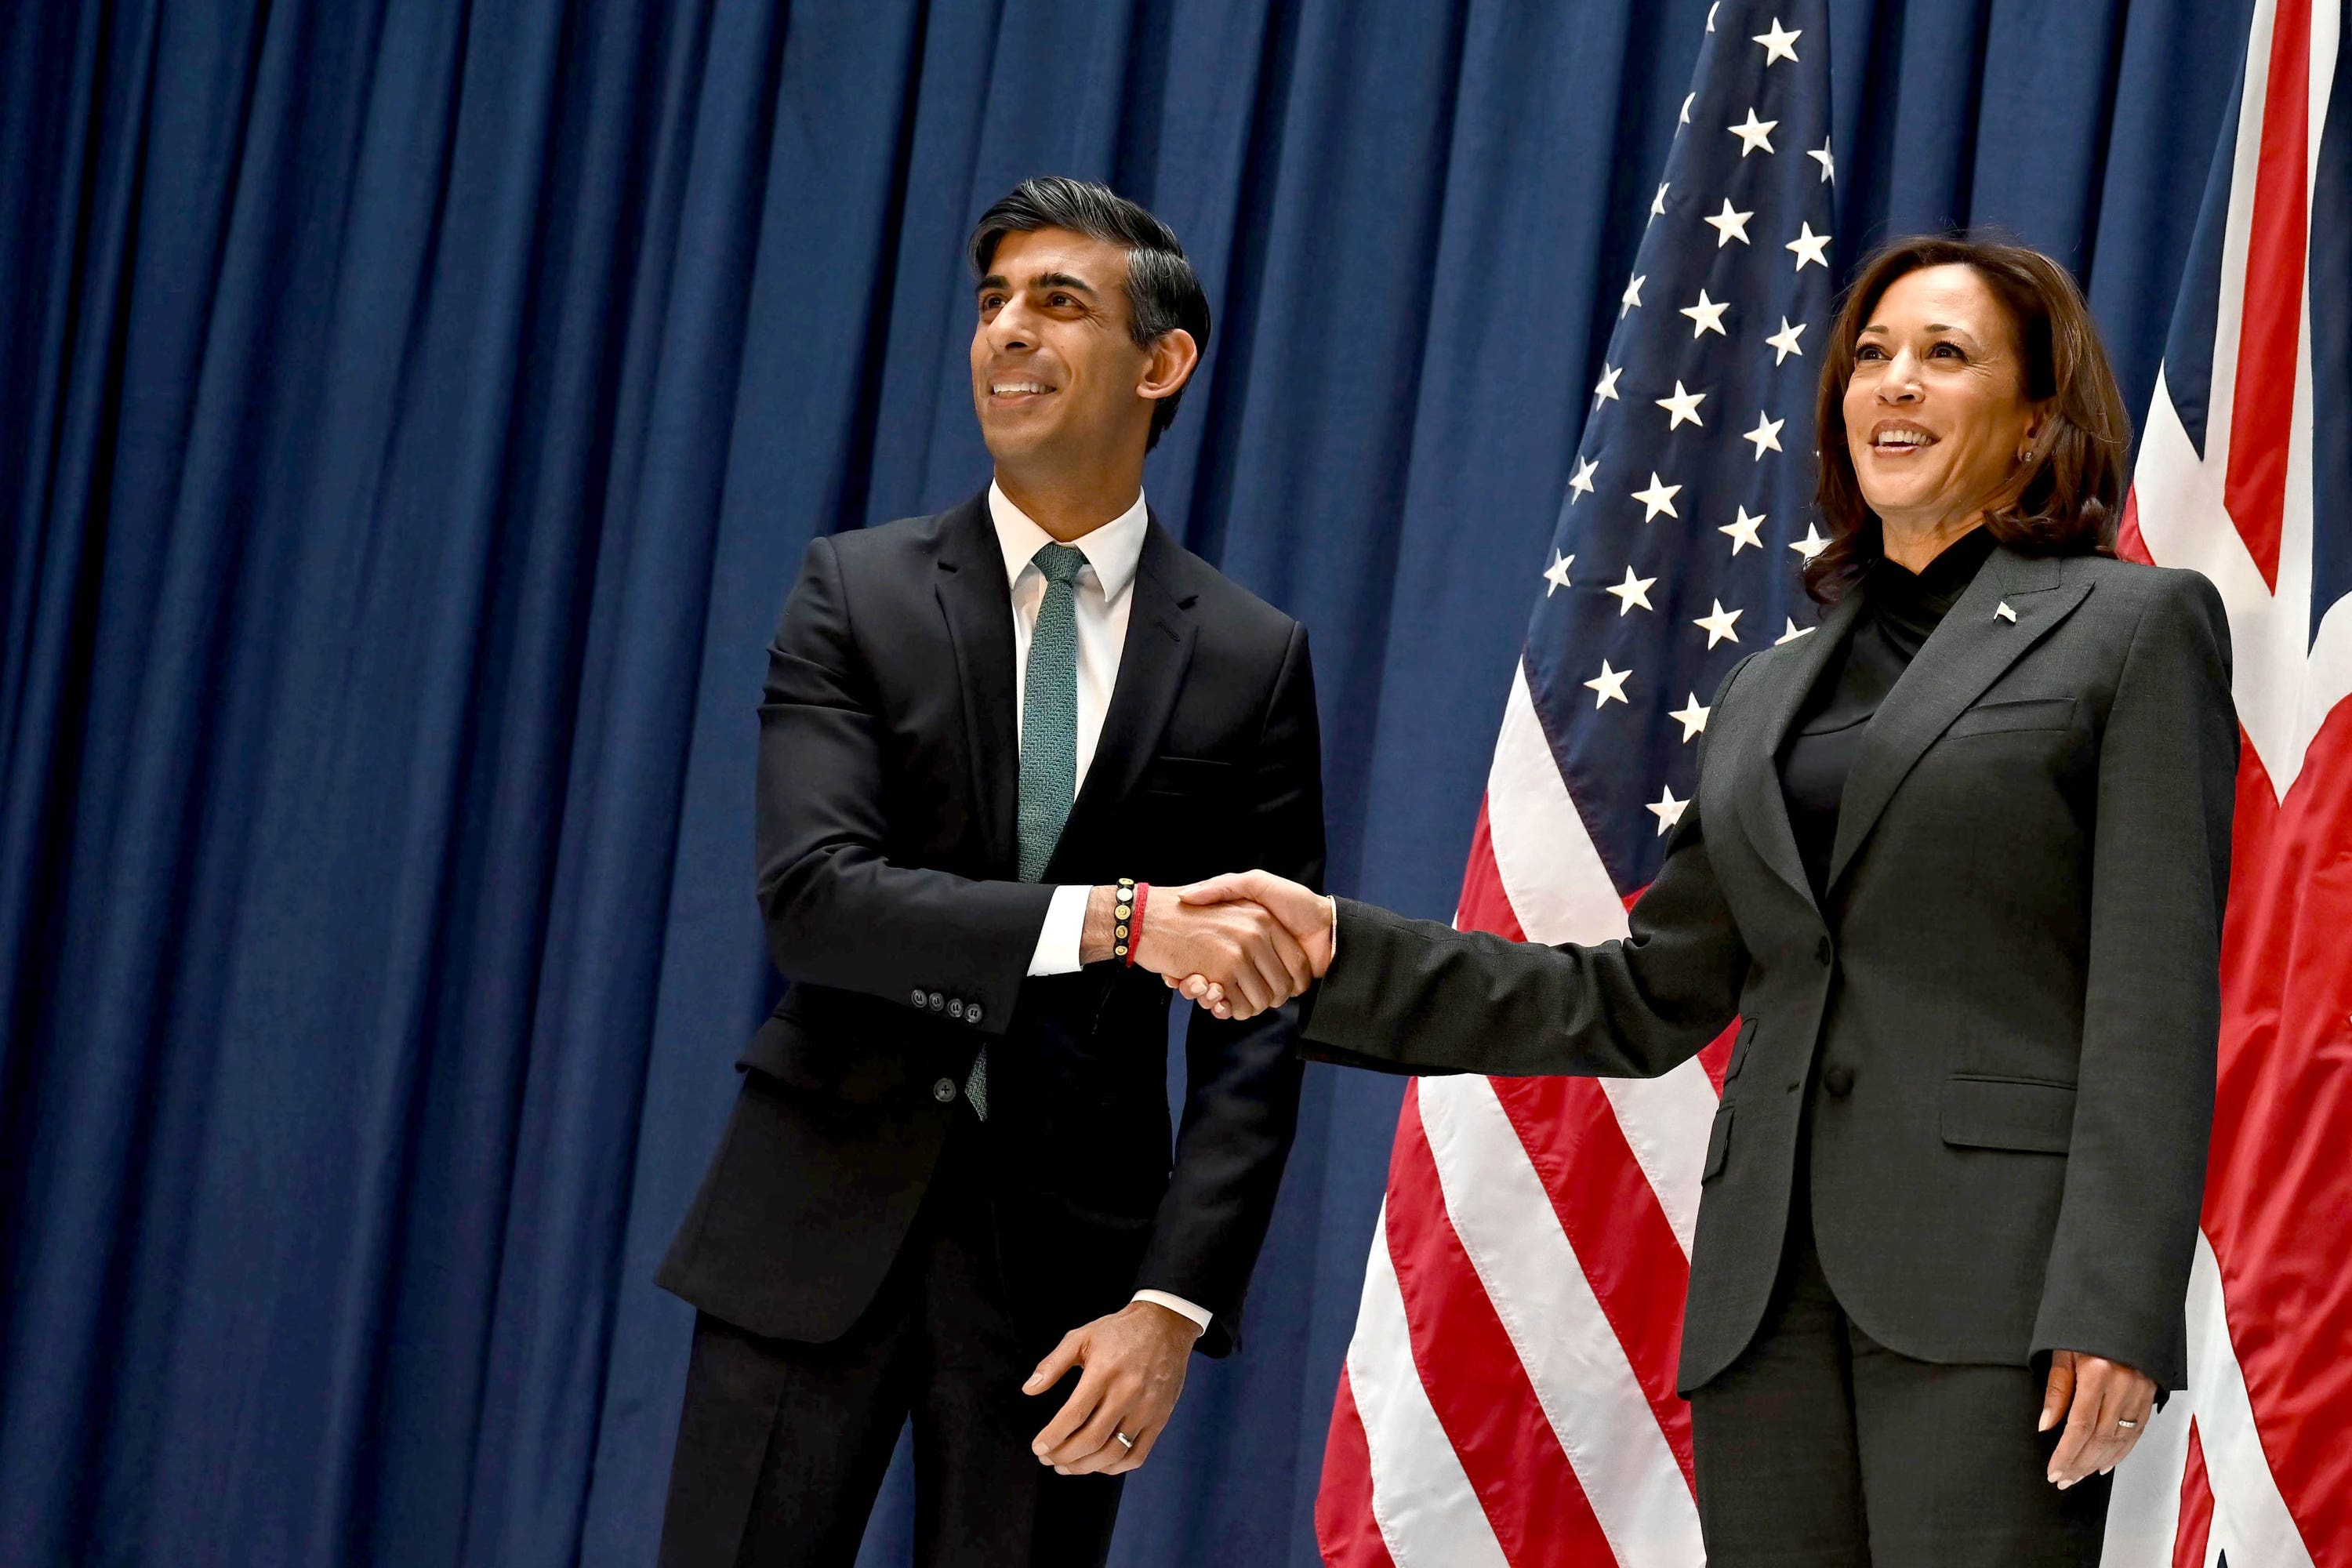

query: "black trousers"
xmin=659 ymin=1115 xmax=1123 ymax=1568
xmin=1686 ymin=1189 xmax=2113 ymax=1566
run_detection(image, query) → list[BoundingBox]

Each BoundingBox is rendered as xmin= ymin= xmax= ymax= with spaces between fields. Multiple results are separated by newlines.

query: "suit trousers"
xmin=659 ymin=1111 xmax=1123 ymax=1568
xmin=1686 ymin=1180 xmax=2113 ymax=1566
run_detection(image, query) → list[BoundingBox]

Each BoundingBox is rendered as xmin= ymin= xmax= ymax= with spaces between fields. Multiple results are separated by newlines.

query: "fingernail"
xmin=2046 ymin=1471 xmax=2060 ymax=1485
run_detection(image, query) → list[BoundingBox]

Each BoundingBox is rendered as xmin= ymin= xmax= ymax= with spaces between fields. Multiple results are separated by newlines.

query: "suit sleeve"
xmin=1299 ymin=660 xmax=1753 ymax=1080
xmin=755 ymin=534 xmax=1054 ymax=1036
xmin=2031 ymin=571 xmax=2236 ymax=1392
xmin=1134 ymin=622 xmax=1323 ymax=1356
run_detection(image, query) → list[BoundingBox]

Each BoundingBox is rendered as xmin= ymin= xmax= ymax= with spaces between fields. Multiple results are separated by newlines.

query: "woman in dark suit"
xmin=1167 ymin=237 xmax=2238 ymax=1563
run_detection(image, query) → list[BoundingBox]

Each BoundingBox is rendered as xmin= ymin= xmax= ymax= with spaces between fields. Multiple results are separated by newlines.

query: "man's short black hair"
xmin=969 ymin=176 xmax=1211 ymax=451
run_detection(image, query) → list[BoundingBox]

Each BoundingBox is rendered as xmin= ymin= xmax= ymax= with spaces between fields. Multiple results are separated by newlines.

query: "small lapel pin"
xmin=1995 ymin=601 xmax=2017 ymax=622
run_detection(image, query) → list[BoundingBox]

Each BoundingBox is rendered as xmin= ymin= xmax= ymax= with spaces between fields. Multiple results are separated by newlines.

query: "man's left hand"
xmin=1025 ymin=1300 xmax=1203 ymax=1475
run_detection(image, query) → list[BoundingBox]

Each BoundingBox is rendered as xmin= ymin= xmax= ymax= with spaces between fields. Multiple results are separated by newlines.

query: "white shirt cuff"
xmin=1027 ymin=884 xmax=1091 ymax=976
xmin=1131 ymin=1290 xmax=1213 ymax=1334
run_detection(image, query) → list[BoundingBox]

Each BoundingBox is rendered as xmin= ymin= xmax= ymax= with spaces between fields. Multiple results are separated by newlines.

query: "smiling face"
xmin=971 ymin=227 xmax=1174 ymax=483
xmin=1842 ymin=263 xmax=2047 ymax=544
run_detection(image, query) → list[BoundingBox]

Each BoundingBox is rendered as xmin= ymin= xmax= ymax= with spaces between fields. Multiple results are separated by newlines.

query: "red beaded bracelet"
xmin=1117 ymin=879 xmax=1152 ymax=966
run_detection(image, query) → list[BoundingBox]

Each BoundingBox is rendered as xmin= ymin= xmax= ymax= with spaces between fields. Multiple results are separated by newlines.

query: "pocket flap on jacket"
xmin=1702 ymin=1105 xmax=1734 ymax=1181
xmin=1945 ymin=696 xmax=2077 ymax=738
xmin=1940 ymin=1075 xmax=2076 ymax=1153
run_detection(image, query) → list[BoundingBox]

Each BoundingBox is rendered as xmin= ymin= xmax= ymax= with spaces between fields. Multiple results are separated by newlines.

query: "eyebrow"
xmin=1857 ymin=321 xmax=1982 ymax=339
xmin=976 ymin=271 xmax=1100 ymax=296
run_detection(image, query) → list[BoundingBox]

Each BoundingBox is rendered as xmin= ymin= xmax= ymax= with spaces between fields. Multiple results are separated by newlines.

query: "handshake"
xmin=1091 ymin=870 xmax=1337 ymax=1022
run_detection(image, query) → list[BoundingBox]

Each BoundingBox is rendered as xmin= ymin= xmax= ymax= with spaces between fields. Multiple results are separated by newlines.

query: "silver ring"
xmin=1113 ymin=1430 xmax=1135 ymax=1450
xmin=2114 ymin=1418 xmax=2140 ymax=1431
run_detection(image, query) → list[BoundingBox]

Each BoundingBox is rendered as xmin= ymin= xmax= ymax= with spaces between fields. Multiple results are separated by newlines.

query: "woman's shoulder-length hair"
xmin=1806 ymin=234 xmax=2133 ymax=603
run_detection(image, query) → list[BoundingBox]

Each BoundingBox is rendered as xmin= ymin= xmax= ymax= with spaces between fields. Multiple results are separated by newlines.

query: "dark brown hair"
xmin=1806 ymin=234 xmax=2131 ymax=601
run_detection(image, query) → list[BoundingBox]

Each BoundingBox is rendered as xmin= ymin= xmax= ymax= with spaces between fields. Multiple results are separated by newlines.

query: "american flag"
xmin=2103 ymin=1 xmax=2349 ymax=1563
xmin=1316 ymin=2 xmax=1833 ymax=1562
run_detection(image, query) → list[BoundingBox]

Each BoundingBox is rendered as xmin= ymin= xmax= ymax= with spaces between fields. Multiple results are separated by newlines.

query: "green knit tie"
xmin=967 ymin=540 xmax=1088 ymax=1119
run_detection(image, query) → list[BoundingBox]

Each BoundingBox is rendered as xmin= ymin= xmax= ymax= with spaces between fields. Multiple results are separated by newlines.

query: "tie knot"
xmin=1031 ymin=541 xmax=1088 ymax=587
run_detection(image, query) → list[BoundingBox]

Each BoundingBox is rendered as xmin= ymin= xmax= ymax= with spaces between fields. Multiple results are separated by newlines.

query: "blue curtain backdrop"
xmin=0 ymin=1 xmax=2256 ymax=1563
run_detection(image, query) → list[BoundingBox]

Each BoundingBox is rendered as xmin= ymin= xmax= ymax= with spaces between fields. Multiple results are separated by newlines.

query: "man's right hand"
xmin=1103 ymin=880 xmax=1314 ymax=1018
xmin=1153 ymin=871 xmax=1336 ymax=1022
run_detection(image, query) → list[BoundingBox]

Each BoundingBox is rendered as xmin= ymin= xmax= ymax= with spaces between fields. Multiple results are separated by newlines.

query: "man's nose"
xmin=988 ymin=300 xmax=1038 ymax=353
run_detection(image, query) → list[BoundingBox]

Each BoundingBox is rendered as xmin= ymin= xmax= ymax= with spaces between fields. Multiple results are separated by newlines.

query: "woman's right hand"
xmin=1164 ymin=871 xmax=1336 ymax=1019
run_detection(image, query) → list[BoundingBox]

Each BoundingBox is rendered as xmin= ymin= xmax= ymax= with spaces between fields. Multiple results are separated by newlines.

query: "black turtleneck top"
xmin=1777 ymin=526 xmax=1999 ymax=898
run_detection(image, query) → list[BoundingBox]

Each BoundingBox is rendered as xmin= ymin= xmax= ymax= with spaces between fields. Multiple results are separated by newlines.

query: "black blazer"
xmin=659 ymin=493 xmax=1324 ymax=1357
xmin=1301 ymin=546 xmax=2234 ymax=1395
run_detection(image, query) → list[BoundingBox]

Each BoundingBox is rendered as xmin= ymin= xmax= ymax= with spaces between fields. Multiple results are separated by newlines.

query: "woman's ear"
xmin=1138 ymin=328 xmax=1200 ymax=405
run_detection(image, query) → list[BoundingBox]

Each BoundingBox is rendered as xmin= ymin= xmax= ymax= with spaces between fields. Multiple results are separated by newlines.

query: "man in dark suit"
xmin=655 ymin=176 xmax=1325 ymax=1568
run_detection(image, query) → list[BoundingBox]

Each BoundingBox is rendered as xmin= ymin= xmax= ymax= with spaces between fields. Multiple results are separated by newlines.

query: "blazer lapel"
xmin=1730 ymin=590 xmax=1864 ymax=916
xmin=1046 ymin=517 xmax=1196 ymax=880
xmin=934 ymin=493 xmax=1022 ymax=877
xmin=1824 ymin=546 xmax=2091 ymax=892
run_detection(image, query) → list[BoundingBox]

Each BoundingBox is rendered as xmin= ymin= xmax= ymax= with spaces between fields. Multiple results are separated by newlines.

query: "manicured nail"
xmin=2046 ymin=1471 xmax=2060 ymax=1485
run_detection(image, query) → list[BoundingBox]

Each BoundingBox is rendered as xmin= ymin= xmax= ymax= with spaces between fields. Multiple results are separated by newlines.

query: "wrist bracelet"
xmin=1116 ymin=878 xmax=1151 ymax=966
xmin=1113 ymin=877 xmax=1137 ymax=964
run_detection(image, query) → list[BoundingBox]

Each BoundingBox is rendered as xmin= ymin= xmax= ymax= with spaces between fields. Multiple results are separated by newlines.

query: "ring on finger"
xmin=2114 ymin=1417 xmax=2139 ymax=1432
xmin=1114 ymin=1431 xmax=1134 ymax=1451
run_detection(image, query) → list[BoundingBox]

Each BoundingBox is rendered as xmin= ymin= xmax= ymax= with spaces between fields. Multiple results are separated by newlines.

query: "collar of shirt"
xmin=988 ymin=480 xmax=1149 ymax=605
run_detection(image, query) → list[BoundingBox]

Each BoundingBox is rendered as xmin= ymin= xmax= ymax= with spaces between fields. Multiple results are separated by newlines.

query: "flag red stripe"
xmin=1489 ymin=1075 xmax=1698 ymax=1488
xmin=2200 ymin=699 xmax=2352 ymax=1554
xmin=1455 ymin=797 xmax=1529 ymax=941
xmin=2222 ymin=0 xmax=2313 ymax=589
xmin=1316 ymin=1369 xmax=1400 ymax=1568
xmin=2173 ymin=1419 xmax=2214 ymax=1568
xmin=1385 ymin=1086 xmax=1616 ymax=1567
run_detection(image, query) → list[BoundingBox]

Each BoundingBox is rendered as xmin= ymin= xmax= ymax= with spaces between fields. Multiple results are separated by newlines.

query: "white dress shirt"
xmin=988 ymin=481 xmax=1210 ymax=1337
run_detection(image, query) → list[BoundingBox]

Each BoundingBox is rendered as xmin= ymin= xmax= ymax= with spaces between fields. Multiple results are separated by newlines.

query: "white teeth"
xmin=994 ymin=383 xmax=1049 ymax=395
xmin=1875 ymin=429 xmax=1932 ymax=447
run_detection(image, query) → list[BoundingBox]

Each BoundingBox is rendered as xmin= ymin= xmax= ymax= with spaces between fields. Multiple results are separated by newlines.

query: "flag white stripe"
xmin=1488 ymin=662 xmax=1629 ymax=947
xmin=1348 ymin=1206 xmax=1512 ymax=1568
xmin=1421 ymin=1076 xmax=1706 ymax=1567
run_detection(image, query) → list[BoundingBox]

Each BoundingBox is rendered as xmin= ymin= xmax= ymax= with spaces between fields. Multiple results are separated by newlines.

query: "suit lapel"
xmin=1047 ymin=517 xmax=1196 ymax=880
xmin=934 ymin=493 xmax=1022 ymax=877
xmin=1824 ymin=546 xmax=2090 ymax=891
xmin=1730 ymin=590 xmax=1864 ymax=915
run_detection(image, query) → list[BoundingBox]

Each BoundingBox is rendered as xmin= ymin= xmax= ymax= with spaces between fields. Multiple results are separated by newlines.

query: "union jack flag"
xmin=1315 ymin=0 xmax=2352 ymax=1563
xmin=2106 ymin=1 xmax=2349 ymax=1562
xmin=1318 ymin=2 xmax=1832 ymax=1561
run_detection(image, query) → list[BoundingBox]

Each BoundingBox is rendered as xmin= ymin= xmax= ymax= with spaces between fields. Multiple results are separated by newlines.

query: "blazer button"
xmin=911 ymin=988 xmax=927 ymax=1008
xmin=947 ymin=998 xmax=964 ymax=1020
xmin=965 ymin=1004 xmax=983 ymax=1025
xmin=1814 ymin=936 xmax=1832 ymax=965
xmin=927 ymin=991 xmax=945 ymax=1011
xmin=932 ymin=1078 xmax=956 ymax=1103
xmin=1823 ymin=1064 xmax=1855 ymax=1098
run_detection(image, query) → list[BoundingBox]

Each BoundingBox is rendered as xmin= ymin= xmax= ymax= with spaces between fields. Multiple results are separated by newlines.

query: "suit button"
xmin=966 ymin=1004 xmax=983 ymax=1025
xmin=1814 ymin=936 xmax=1832 ymax=965
xmin=911 ymin=989 xmax=927 ymax=1007
xmin=932 ymin=1078 xmax=956 ymax=1103
xmin=947 ymin=998 xmax=964 ymax=1020
xmin=927 ymin=991 xmax=945 ymax=1011
xmin=1823 ymin=1064 xmax=1854 ymax=1097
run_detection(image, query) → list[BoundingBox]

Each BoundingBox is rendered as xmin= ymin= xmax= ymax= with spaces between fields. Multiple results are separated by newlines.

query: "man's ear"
xmin=1138 ymin=329 xmax=1200 ymax=405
